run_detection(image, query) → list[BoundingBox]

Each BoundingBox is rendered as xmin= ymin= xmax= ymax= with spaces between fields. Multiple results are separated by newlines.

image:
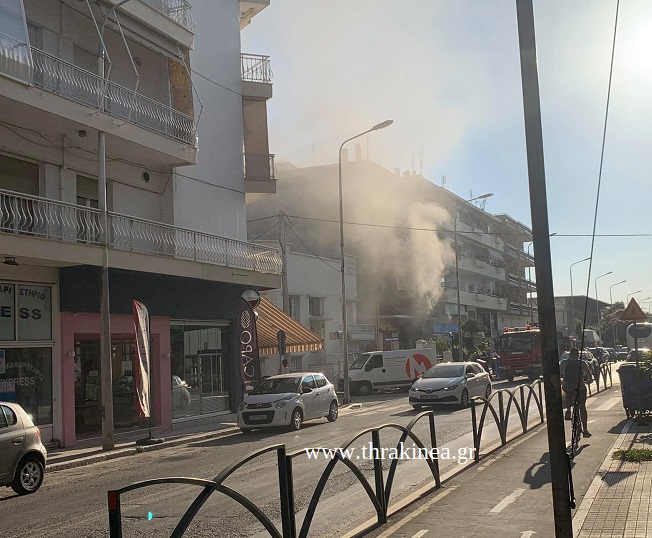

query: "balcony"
xmin=0 ymin=189 xmax=282 ymax=277
xmin=455 ymin=218 xmax=504 ymax=251
xmin=244 ymin=153 xmax=276 ymax=197
xmin=457 ymin=256 xmax=505 ymax=280
xmin=240 ymin=0 xmax=270 ymax=29
xmin=441 ymin=286 xmax=507 ymax=311
xmin=28 ymin=48 xmax=196 ymax=146
xmin=241 ymin=53 xmax=273 ymax=99
xmin=139 ymin=0 xmax=196 ymax=30
xmin=0 ymin=32 xmax=32 ymax=84
xmin=506 ymin=244 xmax=534 ymax=265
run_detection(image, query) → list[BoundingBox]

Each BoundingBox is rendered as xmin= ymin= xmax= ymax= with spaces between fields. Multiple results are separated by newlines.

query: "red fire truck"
xmin=496 ymin=326 xmax=573 ymax=382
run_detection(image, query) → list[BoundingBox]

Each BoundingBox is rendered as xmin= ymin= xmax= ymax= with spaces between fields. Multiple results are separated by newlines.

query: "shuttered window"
xmin=0 ymin=154 xmax=40 ymax=195
xmin=76 ymin=175 xmax=98 ymax=207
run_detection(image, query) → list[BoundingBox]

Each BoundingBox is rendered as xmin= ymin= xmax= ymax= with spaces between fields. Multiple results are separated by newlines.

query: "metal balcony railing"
xmin=0 ymin=189 xmax=282 ymax=275
xmin=139 ymin=0 xmax=196 ymax=30
xmin=241 ymin=53 xmax=272 ymax=83
xmin=244 ymin=153 xmax=276 ymax=181
xmin=29 ymin=48 xmax=196 ymax=146
xmin=0 ymin=31 xmax=32 ymax=83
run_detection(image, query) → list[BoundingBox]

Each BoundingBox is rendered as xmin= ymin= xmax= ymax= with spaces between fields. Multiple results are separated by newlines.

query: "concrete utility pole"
xmin=516 ymin=1 xmax=572 ymax=536
xmin=279 ymin=212 xmax=290 ymax=314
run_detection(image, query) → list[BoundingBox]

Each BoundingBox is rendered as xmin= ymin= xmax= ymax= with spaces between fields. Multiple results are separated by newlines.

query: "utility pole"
xmin=279 ymin=212 xmax=290 ymax=314
xmin=516 ymin=1 xmax=572 ymax=536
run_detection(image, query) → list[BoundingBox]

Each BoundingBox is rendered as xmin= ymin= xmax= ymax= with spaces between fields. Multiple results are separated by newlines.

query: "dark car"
xmin=0 ymin=402 xmax=47 ymax=495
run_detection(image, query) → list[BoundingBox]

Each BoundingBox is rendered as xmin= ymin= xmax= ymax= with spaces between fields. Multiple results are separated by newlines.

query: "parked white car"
xmin=409 ymin=362 xmax=492 ymax=409
xmin=237 ymin=373 xmax=338 ymax=432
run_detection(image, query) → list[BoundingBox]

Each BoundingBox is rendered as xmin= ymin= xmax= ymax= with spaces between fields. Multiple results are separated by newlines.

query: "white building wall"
xmin=173 ymin=0 xmax=247 ymax=240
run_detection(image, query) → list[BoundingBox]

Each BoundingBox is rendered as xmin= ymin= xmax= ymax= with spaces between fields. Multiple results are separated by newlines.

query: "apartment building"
xmin=246 ymin=157 xmax=535 ymax=351
xmin=0 ymin=0 xmax=281 ymax=447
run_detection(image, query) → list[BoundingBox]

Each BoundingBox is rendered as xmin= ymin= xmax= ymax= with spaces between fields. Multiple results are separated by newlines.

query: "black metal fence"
xmin=587 ymin=361 xmax=613 ymax=396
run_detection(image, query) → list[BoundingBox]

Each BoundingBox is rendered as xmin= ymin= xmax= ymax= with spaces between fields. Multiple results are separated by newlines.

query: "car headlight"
xmin=238 ymin=402 xmax=245 ymax=411
xmin=275 ymin=400 xmax=289 ymax=408
xmin=443 ymin=385 xmax=458 ymax=391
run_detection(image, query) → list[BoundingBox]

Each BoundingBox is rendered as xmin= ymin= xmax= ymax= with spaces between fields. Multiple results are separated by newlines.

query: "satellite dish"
xmin=242 ymin=289 xmax=261 ymax=308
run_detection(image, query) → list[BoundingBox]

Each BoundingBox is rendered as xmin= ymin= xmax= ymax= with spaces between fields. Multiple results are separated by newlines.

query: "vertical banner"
xmin=239 ymin=297 xmax=261 ymax=390
xmin=132 ymin=298 xmax=151 ymax=418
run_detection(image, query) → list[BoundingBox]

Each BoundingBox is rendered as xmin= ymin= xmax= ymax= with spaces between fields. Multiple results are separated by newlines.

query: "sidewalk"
xmin=356 ymin=367 xmax=644 ymax=538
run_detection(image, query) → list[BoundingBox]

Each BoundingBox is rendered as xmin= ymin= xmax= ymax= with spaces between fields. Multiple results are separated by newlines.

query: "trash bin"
xmin=617 ymin=363 xmax=652 ymax=417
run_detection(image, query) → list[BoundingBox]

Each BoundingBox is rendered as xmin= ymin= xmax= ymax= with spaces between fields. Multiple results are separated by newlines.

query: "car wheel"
xmin=327 ymin=401 xmax=338 ymax=422
xmin=412 ymin=404 xmax=423 ymax=410
xmin=289 ymin=408 xmax=303 ymax=431
xmin=179 ymin=394 xmax=190 ymax=410
xmin=11 ymin=455 xmax=44 ymax=495
xmin=240 ymin=428 xmax=253 ymax=434
xmin=506 ymin=374 xmax=514 ymax=383
xmin=485 ymin=384 xmax=492 ymax=399
xmin=459 ymin=389 xmax=469 ymax=409
xmin=357 ymin=382 xmax=372 ymax=396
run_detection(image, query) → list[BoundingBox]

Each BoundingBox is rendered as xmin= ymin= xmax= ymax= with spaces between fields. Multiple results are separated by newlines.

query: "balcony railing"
xmin=29 ymin=48 xmax=196 ymax=146
xmin=139 ymin=0 xmax=196 ymax=30
xmin=244 ymin=153 xmax=276 ymax=181
xmin=0 ymin=189 xmax=282 ymax=275
xmin=241 ymin=53 xmax=272 ymax=83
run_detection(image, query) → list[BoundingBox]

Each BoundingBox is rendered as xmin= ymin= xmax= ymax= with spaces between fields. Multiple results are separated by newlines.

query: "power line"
xmin=286 ymin=223 xmax=343 ymax=273
xmin=250 ymin=221 xmax=279 ymax=242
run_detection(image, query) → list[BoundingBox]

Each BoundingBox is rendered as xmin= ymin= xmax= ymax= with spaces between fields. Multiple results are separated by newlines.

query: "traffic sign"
xmin=621 ymin=298 xmax=648 ymax=322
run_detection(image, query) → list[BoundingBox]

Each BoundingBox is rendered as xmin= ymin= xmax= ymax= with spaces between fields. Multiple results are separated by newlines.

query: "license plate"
xmin=422 ymin=395 xmax=438 ymax=400
xmin=248 ymin=414 xmax=267 ymax=421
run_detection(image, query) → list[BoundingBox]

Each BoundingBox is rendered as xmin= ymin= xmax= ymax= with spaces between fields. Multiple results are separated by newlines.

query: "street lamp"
xmin=454 ymin=193 xmax=493 ymax=362
xmin=610 ymin=280 xmax=626 ymax=348
xmin=339 ymin=120 xmax=393 ymax=404
xmin=627 ymin=290 xmax=642 ymax=304
xmin=594 ymin=271 xmax=612 ymax=335
xmin=569 ymin=257 xmax=590 ymax=339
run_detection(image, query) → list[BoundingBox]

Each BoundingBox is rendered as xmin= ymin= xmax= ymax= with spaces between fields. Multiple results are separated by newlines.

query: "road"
xmin=0 ymin=379 xmax=531 ymax=537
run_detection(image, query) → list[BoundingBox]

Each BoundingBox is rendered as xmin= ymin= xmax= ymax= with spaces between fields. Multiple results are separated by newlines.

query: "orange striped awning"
xmin=255 ymin=296 xmax=324 ymax=355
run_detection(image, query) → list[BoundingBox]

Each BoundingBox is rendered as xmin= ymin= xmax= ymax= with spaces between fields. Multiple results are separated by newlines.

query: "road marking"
xmin=490 ymin=488 xmax=526 ymax=513
xmin=375 ymin=487 xmax=458 ymax=538
xmin=520 ymin=531 xmax=537 ymax=538
xmin=410 ymin=531 xmax=429 ymax=538
xmin=595 ymin=397 xmax=620 ymax=411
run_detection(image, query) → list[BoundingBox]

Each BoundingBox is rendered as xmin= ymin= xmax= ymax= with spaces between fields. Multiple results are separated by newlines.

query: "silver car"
xmin=409 ymin=362 xmax=492 ymax=409
xmin=0 ymin=402 xmax=47 ymax=495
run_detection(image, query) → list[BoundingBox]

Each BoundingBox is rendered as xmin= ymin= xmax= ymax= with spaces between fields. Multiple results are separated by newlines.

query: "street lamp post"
xmin=627 ymin=290 xmax=642 ymax=304
xmin=453 ymin=193 xmax=493 ymax=362
xmin=569 ymin=257 xmax=590 ymax=340
xmin=339 ymin=120 xmax=393 ymax=404
xmin=526 ymin=241 xmax=534 ymax=323
xmin=594 ymin=271 xmax=613 ymax=335
xmin=610 ymin=280 xmax=626 ymax=347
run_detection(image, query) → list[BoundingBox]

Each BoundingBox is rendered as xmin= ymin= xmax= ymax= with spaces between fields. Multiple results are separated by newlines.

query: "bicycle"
xmin=569 ymin=399 xmax=582 ymax=459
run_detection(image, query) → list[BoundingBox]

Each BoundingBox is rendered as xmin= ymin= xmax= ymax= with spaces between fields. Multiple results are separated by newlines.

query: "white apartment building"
xmin=0 ymin=0 xmax=281 ymax=447
xmin=258 ymin=241 xmax=368 ymax=380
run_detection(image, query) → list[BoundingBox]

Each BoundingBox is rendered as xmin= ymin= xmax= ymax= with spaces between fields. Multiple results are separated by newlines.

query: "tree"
xmin=598 ymin=302 xmax=626 ymax=347
xmin=451 ymin=320 xmax=491 ymax=361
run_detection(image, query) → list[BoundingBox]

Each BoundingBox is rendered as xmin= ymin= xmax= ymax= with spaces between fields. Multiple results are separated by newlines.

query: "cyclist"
xmin=560 ymin=347 xmax=593 ymax=438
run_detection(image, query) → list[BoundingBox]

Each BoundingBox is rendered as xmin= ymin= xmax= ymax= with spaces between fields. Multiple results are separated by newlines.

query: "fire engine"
xmin=495 ymin=326 xmax=573 ymax=382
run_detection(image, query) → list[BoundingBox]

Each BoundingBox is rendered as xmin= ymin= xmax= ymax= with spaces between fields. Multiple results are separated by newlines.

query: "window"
xmin=314 ymin=375 xmax=327 ymax=388
xmin=466 ymin=365 xmax=475 ymax=376
xmin=0 ymin=406 xmax=8 ymax=428
xmin=290 ymin=355 xmax=302 ymax=372
xmin=372 ymin=354 xmax=384 ymax=369
xmin=302 ymin=375 xmax=316 ymax=390
xmin=309 ymin=297 xmax=324 ymax=317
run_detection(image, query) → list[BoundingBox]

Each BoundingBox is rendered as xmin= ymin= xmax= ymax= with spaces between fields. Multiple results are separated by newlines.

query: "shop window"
xmin=309 ymin=297 xmax=324 ymax=317
xmin=0 ymin=283 xmax=52 ymax=342
xmin=0 ymin=347 xmax=52 ymax=425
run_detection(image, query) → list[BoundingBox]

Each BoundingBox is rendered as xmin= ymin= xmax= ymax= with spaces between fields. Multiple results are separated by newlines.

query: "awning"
xmin=256 ymin=297 xmax=324 ymax=355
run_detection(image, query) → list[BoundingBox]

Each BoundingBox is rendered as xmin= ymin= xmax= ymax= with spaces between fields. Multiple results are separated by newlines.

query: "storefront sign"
xmin=0 ymin=284 xmax=15 ymax=340
xmin=17 ymin=285 xmax=52 ymax=340
xmin=238 ymin=297 xmax=261 ymax=390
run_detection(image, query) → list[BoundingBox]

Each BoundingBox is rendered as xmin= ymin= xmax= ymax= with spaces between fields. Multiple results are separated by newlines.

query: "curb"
xmin=47 ymin=426 xmax=241 ymax=472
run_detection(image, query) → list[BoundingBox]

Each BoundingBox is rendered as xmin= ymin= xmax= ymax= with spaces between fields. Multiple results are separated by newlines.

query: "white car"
xmin=237 ymin=373 xmax=339 ymax=432
xmin=409 ymin=362 xmax=492 ymax=409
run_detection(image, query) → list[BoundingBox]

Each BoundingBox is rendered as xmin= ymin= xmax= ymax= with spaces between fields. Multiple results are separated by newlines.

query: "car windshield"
xmin=500 ymin=334 xmax=534 ymax=352
xmin=350 ymin=354 xmax=371 ymax=370
xmin=424 ymin=364 xmax=464 ymax=378
xmin=253 ymin=377 xmax=301 ymax=395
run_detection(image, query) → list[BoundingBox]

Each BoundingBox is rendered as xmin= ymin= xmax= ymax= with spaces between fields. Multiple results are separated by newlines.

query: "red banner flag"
xmin=132 ymin=298 xmax=151 ymax=418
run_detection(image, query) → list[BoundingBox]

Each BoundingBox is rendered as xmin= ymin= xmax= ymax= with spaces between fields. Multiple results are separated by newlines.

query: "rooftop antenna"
xmin=411 ymin=153 xmax=415 ymax=172
xmin=419 ymin=148 xmax=424 ymax=175
xmin=441 ymin=175 xmax=447 ymax=187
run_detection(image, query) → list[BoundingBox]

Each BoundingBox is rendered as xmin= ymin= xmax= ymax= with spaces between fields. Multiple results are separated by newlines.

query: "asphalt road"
xmin=0 ymin=379 xmax=525 ymax=538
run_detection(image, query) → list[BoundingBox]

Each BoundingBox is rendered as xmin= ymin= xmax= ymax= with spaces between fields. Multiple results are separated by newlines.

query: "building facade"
xmin=0 ymin=0 xmax=280 ymax=447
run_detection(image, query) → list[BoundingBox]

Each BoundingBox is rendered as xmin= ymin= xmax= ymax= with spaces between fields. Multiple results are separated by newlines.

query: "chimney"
xmin=341 ymin=148 xmax=349 ymax=163
xmin=355 ymin=143 xmax=362 ymax=161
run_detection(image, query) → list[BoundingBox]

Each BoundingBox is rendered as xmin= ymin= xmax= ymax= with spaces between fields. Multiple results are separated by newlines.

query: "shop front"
xmin=0 ymin=279 xmax=56 ymax=442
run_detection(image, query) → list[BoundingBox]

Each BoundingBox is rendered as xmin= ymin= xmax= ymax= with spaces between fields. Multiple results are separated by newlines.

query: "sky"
xmin=241 ymin=0 xmax=652 ymax=309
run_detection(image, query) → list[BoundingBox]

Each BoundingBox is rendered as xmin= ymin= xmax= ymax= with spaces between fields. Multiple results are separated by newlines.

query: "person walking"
xmin=560 ymin=347 xmax=593 ymax=438
xmin=278 ymin=358 xmax=291 ymax=374
xmin=491 ymin=350 xmax=501 ymax=379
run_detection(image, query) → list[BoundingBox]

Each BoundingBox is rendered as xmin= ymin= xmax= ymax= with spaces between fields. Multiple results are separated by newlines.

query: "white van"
xmin=338 ymin=349 xmax=435 ymax=396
